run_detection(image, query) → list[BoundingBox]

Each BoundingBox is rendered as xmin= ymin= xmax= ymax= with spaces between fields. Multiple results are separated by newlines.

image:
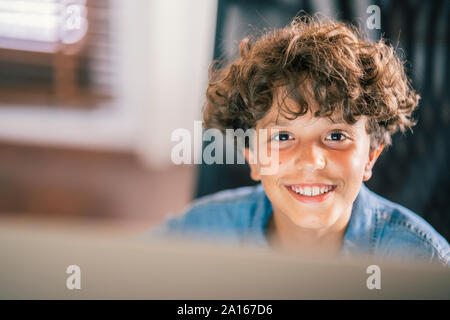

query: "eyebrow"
xmin=260 ymin=119 xmax=293 ymax=128
xmin=261 ymin=116 xmax=348 ymax=128
xmin=328 ymin=117 xmax=346 ymax=124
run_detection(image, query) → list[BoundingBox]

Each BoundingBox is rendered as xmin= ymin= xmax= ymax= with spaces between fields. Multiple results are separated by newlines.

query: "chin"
xmin=289 ymin=210 xmax=339 ymax=230
xmin=290 ymin=216 xmax=331 ymax=229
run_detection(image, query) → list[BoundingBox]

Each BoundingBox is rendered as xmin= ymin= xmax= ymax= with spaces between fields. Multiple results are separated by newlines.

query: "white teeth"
xmin=312 ymin=187 xmax=320 ymax=196
xmin=290 ymin=185 xmax=333 ymax=196
xmin=304 ymin=187 xmax=311 ymax=196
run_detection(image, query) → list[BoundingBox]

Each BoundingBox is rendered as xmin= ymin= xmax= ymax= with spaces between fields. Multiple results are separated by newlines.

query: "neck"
xmin=266 ymin=206 xmax=352 ymax=258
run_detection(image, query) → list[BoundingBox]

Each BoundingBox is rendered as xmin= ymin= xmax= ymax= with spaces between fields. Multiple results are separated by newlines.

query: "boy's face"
xmin=245 ymin=88 xmax=384 ymax=230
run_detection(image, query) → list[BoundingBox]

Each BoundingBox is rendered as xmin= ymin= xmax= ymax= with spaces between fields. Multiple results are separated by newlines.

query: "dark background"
xmin=195 ymin=0 xmax=450 ymax=242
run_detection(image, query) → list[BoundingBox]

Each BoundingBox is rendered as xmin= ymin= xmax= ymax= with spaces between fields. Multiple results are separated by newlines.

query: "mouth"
xmin=285 ymin=183 xmax=337 ymax=204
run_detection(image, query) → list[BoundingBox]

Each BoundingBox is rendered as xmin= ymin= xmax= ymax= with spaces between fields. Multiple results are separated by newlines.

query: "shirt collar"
xmin=341 ymin=183 xmax=377 ymax=257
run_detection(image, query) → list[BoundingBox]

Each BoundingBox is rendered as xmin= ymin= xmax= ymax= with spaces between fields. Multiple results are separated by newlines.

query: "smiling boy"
xmin=149 ymin=16 xmax=449 ymax=266
xmin=250 ymin=82 xmax=385 ymax=258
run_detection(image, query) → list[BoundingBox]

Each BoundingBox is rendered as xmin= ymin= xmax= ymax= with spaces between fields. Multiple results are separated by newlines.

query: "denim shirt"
xmin=148 ymin=183 xmax=450 ymax=267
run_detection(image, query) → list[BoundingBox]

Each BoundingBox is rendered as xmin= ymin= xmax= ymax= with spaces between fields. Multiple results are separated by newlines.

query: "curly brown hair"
xmin=203 ymin=15 xmax=420 ymax=150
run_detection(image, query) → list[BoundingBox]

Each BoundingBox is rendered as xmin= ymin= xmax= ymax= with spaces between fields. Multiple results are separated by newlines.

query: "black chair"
xmin=194 ymin=0 xmax=450 ymax=242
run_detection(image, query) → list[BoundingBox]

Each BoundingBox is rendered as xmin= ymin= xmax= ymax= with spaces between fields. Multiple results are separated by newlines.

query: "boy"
xmin=150 ymin=16 xmax=449 ymax=266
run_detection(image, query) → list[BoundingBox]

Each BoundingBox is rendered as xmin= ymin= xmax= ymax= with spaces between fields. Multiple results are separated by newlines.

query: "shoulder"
xmin=364 ymin=186 xmax=450 ymax=266
xmin=147 ymin=184 xmax=268 ymax=242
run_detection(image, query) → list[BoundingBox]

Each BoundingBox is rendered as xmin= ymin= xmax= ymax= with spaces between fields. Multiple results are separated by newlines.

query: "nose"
xmin=293 ymin=141 xmax=326 ymax=171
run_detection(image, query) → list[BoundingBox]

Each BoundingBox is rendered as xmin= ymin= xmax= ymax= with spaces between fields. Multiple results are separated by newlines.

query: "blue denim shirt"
xmin=148 ymin=183 xmax=450 ymax=267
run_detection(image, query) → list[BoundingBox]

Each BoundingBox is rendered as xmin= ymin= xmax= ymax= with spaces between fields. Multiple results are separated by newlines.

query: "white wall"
xmin=118 ymin=0 xmax=218 ymax=168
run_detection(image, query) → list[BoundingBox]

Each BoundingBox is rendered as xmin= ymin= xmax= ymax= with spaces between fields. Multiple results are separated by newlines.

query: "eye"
xmin=272 ymin=133 xmax=293 ymax=141
xmin=326 ymin=132 xmax=347 ymax=142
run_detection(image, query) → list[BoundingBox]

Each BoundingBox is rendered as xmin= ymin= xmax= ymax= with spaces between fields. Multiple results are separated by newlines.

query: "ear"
xmin=363 ymin=144 xmax=384 ymax=181
xmin=244 ymin=147 xmax=261 ymax=181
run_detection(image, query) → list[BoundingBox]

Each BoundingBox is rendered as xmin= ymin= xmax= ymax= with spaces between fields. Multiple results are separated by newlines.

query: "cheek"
xmin=262 ymin=143 xmax=369 ymax=185
xmin=276 ymin=144 xmax=366 ymax=169
xmin=277 ymin=147 xmax=298 ymax=165
xmin=260 ymin=176 xmax=280 ymax=201
xmin=328 ymin=147 xmax=368 ymax=181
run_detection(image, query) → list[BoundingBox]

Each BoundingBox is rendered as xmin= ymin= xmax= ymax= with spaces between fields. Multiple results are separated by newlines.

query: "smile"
xmin=285 ymin=183 xmax=337 ymax=203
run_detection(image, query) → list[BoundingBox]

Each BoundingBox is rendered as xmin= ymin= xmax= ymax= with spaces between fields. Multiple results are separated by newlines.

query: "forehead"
xmin=258 ymin=106 xmax=346 ymax=128
xmin=257 ymin=84 xmax=365 ymax=129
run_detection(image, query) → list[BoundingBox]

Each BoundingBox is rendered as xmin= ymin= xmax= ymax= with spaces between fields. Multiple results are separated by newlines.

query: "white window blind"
xmin=0 ymin=0 xmax=117 ymax=108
